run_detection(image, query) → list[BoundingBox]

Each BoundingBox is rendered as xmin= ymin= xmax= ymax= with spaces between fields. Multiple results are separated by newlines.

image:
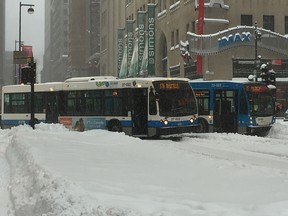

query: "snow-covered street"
xmin=0 ymin=120 xmax=288 ymax=216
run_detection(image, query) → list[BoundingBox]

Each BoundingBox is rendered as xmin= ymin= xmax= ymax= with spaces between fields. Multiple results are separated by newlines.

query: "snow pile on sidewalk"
xmin=6 ymin=125 xmax=139 ymax=216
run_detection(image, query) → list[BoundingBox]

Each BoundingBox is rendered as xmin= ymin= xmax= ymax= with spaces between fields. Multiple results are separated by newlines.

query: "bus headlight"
xmin=164 ymin=119 xmax=169 ymax=125
xmin=250 ymin=117 xmax=253 ymax=124
xmin=190 ymin=115 xmax=197 ymax=123
xmin=160 ymin=118 xmax=169 ymax=125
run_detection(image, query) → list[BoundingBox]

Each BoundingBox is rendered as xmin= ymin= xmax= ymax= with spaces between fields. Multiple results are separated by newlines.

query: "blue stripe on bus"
xmin=1 ymin=120 xmax=30 ymax=126
xmin=2 ymin=119 xmax=196 ymax=129
xmin=147 ymin=120 xmax=196 ymax=128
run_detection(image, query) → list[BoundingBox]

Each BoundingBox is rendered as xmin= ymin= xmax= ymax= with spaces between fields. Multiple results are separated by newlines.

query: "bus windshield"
xmin=153 ymin=81 xmax=197 ymax=117
xmin=245 ymin=85 xmax=275 ymax=116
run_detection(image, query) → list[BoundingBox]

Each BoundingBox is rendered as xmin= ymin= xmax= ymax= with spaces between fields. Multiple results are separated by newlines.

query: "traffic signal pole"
xmin=29 ymin=57 xmax=36 ymax=129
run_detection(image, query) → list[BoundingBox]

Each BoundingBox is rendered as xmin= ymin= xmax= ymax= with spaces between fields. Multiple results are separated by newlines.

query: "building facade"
xmin=100 ymin=1 xmax=125 ymax=76
xmin=86 ymin=0 xmax=101 ymax=76
xmin=43 ymin=0 xmax=101 ymax=82
xmin=43 ymin=0 xmax=70 ymax=82
xmin=0 ymin=0 xmax=5 ymax=87
xmin=102 ymin=0 xmax=288 ymax=80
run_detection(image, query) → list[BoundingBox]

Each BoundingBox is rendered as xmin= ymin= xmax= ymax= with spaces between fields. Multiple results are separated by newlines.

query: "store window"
xmin=241 ymin=15 xmax=252 ymax=26
xmin=263 ymin=15 xmax=274 ymax=32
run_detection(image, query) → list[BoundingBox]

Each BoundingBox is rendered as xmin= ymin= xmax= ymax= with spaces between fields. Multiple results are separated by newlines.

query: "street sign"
xmin=13 ymin=51 xmax=28 ymax=64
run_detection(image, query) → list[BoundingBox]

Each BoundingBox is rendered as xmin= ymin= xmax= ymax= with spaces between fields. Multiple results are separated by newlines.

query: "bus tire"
xmin=107 ymin=119 xmax=123 ymax=132
xmin=197 ymin=118 xmax=208 ymax=133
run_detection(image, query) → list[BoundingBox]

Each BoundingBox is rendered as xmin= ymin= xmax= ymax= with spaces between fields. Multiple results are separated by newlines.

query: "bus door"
xmin=45 ymin=92 xmax=58 ymax=123
xmin=132 ymin=88 xmax=148 ymax=136
xmin=213 ymin=90 xmax=238 ymax=133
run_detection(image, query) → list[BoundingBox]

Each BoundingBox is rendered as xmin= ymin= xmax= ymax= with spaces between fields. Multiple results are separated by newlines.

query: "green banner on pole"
xmin=126 ymin=20 xmax=135 ymax=77
xmin=119 ymin=43 xmax=128 ymax=79
xmin=128 ymin=31 xmax=139 ymax=78
xmin=117 ymin=28 xmax=125 ymax=76
xmin=139 ymin=34 xmax=148 ymax=77
xmin=147 ymin=4 xmax=156 ymax=76
xmin=138 ymin=11 xmax=146 ymax=74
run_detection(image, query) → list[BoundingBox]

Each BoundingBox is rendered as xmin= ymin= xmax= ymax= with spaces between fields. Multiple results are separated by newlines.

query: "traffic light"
xmin=20 ymin=67 xmax=30 ymax=84
xmin=260 ymin=63 xmax=276 ymax=85
xmin=20 ymin=61 xmax=36 ymax=84
xmin=28 ymin=61 xmax=36 ymax=84
xmin=267 ymin=70 xmax=276 ymax=85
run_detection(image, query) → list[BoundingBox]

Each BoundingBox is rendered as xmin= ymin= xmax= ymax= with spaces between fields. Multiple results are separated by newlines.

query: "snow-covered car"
xmin=284 ymin=109 xmax=288 ymax=121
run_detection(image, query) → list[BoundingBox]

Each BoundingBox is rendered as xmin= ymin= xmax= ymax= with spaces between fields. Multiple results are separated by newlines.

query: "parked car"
xmin=284 ymin=109 xmax=288 ymax=121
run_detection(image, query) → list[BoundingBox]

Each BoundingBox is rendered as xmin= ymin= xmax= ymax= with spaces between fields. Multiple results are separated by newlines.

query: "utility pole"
xmin=29 ymin=57 xmax=36 ymax=129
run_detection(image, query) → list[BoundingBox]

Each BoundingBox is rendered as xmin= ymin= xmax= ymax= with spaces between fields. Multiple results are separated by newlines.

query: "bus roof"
xmin=2 ymin=77 xmax=191 ymax=93
xmin=2 ymin=82 xmax=63 ymax=93
xmin=64 ymin=76 xmax=117 ymax=83
xmin=189 ymin=79 xmax=268 ymax=90
xmin=190 ymin=78 xmax=251 ymax=83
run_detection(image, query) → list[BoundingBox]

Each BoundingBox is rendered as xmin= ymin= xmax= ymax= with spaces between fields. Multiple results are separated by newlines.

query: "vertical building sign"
xmin=138 ymin=11 xmax=146 ymax=75
xmin=117 ymin=28 xmax=125 ymax=75
xmin=147 ymin=4 xmax=156 ymax=76
xmin=126 ymin=20 xmax=134 ymax=77
xmin=197 ymin=0 xmax=204 ymax=74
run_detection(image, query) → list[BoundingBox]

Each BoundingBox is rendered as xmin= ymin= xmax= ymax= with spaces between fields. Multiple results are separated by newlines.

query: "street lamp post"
xmin=14 ymin=40 xmax=24 ymax=84
xmin=19 ymin=2 xmax=35 ymax=129
xmin=254 ymin=21 xmax=262 ymax=82
xmin=18 ymin=2 xmax=34 ymax=83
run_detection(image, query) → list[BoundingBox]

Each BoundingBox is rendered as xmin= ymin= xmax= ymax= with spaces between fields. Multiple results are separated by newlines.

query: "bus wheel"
xmin=107 ymin=120 xmax=123 ymax=132
xmin=197 ymin=119 xmax=208 ymax=133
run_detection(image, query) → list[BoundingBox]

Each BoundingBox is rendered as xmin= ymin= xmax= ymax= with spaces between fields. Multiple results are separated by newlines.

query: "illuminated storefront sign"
xmin=218 ymin=32 xmax=251 ymax=48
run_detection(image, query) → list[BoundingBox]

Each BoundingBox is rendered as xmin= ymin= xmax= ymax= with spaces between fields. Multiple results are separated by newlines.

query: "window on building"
xmin=159 ymin=0 xmax=167 ymax=12
xmin=101 ymin=35 xmax=107 ymax=50
xmin=263 ymin=15 xmax=274 ymax=31
xmin=285 ymin=16 xmax=288 ymax=34
xmin=241 ymin=15 xmax=252 ymax=26
xmin=186 ymin=24 xmax=190 ymax=33
xmin=176 ymin=29 xmax=179 ymax=46
xmin=192 ymin=21 xmax=196 ymax=33
xmin=171 ymin=31 xmax=174 ymax=47
xmin=101 ymin=10 xmax=107 ymax=27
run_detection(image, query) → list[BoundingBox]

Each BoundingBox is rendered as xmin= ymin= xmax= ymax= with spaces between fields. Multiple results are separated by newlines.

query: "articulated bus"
xmin=190 ymin=80 xmax=276 ymax=136
xmin=1 ymin=76 xmax=198 ymax=137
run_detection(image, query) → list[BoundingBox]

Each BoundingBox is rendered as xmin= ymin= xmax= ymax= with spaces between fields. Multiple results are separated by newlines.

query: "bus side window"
xmin=149 ymin=88 xmax=157 ymax=115
xmin=240 ymin=90 xmax=248 ymax=114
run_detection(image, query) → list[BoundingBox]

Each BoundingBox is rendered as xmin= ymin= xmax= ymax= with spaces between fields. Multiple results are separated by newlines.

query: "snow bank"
xmin=3 ymin=121 xmax=288 ymax=216
xmin=6 ymin=125 xmax=139 ymax=216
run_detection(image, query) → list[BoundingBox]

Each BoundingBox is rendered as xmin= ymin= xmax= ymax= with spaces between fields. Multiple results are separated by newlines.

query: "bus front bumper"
xmin=247 ymin=125 xmax=272 ymax=136
xmin=157 ymin=125 xmax=198 ymax=136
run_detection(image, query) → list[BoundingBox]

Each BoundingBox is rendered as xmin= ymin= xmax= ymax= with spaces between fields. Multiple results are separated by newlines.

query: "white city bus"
xmin=1 ymin=76 xmax=198 ymax=137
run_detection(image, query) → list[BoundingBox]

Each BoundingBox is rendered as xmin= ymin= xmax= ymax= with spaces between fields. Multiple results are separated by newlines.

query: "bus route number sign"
xmin=160 ymin=83 xmax=180 ymax=89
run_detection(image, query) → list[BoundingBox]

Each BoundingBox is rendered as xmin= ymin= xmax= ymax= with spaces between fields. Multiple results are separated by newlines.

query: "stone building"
xmin=102 ymin=0 xmax=288 ymax=80
xmin=0 ymin=0 xmax=5 ymax=86
xmin=43 ymin=0 xmax=101 ymax=82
